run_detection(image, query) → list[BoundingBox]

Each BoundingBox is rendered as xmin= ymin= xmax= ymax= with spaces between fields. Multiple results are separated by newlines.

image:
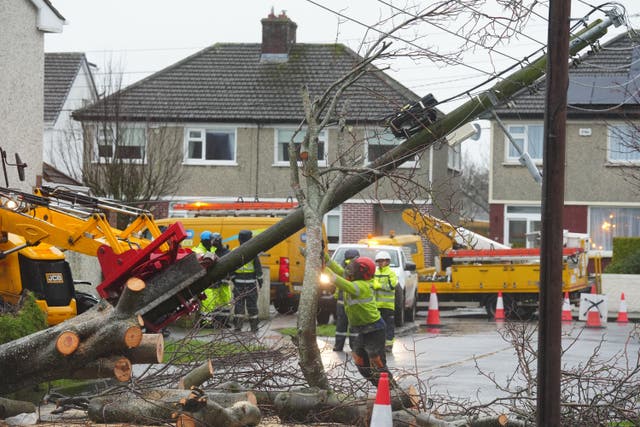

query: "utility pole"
xmin=537 ymin=0 xmax=571 ymax=425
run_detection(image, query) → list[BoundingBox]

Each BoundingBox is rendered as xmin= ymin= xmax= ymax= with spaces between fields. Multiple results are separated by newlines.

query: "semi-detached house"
xmin=488 ymin=31 xmax=640 ymax=260
xmin=73 ymin=12 xmax=461 ymax=252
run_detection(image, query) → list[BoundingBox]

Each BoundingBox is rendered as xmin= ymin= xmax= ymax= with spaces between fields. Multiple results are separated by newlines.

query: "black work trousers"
xmin=233 ymin=282 xmax=259 ymax=330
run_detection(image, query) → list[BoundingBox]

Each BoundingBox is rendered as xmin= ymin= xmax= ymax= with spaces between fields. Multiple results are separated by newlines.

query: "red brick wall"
xmin=489 ymin=203 xmax=505 ymax=244
xmin=490 ymin=203 xmax=589 ymax=245
xmin=341 ymin=203 xmax=376 ymax=243
xmin=563 ymin=205 xmax=588 ymax=233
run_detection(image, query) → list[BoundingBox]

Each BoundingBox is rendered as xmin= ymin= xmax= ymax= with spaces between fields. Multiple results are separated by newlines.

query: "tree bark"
xmin=87 ymin=389 xmax=259 ymax=425
xmin=0 ymin=397 xmax=36 ymax=420
xmin=70 ymin=355 xmax=132 ymax=381
xmin=0 ymin=300 xmax=145 ymax=394
xmin=124 ymin=333 xmax=164 ymax=364
xmin=178 ymin=360 xmax=214 ymax=389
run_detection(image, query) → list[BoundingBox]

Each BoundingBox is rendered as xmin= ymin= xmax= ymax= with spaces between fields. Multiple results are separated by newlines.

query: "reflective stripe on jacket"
xmin=373 ymin=265 xmax=398 ymax=310
xmin=326 ymin=262 xmax=380 ymax=327
xmin=233 ymin=259 xmax=263 ymax=285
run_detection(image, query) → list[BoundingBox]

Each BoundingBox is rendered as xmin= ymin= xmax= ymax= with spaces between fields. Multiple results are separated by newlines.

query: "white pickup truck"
xmin=318 ymin=243 xmax=419 ymax=327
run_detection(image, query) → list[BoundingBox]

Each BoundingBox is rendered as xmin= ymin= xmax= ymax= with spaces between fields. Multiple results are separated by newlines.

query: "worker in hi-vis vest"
xmin=373 ymin=250 xmax=398 ymax=353
xmin=231 ymin=230 xmax=263 ymax=332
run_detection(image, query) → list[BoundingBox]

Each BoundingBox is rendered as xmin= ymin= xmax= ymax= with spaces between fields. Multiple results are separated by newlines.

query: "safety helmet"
xmin=344 ymin=248 xmax=360 ymax=261
xmin=375 ymin=251 xmax=391 ymax=261
xmin=211 ymin=232 xmax=222 ymax=244
xmin=347 ymin=257 xmax=376 ymax=280
xmin=200 ymin=230 xmax=212 ymax=241
xmin=238 ymin=229 xmax=253 ymax=244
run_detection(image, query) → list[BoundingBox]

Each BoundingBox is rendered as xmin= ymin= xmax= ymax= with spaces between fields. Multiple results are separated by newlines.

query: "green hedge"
xmin=605 ymin=237 xmax=640 ymax=274
xmin=0 ymin=292 xmax=47 ymax=344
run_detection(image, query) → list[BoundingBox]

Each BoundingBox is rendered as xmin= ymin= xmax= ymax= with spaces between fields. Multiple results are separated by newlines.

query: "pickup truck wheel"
xmin=485 ymin=294 xmax=517 ymax=319
xmin=274 ymin=299 xmax=297 ymax=315
xmin=316 ymin=309 xmax=331 ymax=325
xmin=405 ymin=292 xmax=417 ymax=322
xmin=395 ymin=287 xmax=405 ymax=327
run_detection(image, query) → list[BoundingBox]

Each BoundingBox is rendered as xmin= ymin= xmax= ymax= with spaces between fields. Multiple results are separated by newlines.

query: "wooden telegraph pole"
xmin=537 ymin=0 xmax=571 ymax=425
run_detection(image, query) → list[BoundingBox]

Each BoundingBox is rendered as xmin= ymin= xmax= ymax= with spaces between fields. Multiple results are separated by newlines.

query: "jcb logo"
xmin=45 ymin=273 xmax=64 ymax=284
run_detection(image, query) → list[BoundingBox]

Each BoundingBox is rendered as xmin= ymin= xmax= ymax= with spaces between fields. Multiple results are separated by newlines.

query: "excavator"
xmin=0 ymin=182 xmax=196 ymax=331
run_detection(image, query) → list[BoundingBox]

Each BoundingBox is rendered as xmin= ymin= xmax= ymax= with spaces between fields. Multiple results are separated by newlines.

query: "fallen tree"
xmin=0 ymin=254 xmax=207 ymax=395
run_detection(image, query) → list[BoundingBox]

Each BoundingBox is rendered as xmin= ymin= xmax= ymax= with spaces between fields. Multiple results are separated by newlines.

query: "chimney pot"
xmin=261 ymin=11 xmax=297 ymax=62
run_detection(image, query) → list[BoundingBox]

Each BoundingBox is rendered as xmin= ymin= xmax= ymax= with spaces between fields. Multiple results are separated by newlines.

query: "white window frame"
xmin=448 ymin=144 xmax=462 ymax=172
xmin=607 ymin=124 xmax=640 ymax=164
xmin=323 ymin=207 xmax=342 ymax=251
xmin=274 ymin=128 xmax=328 ymax=167
xmin=184 ymin=127 xmax=237 ymax=166
xmin=365 ymin=129 xmax=418 ymax=169
xmin=504 ymin=123 xmax=544 ymax=164
xmin=504 ymin=205 xmax=541 ymax=248
xmin=94 ymin=124 xmax=147 ymax=164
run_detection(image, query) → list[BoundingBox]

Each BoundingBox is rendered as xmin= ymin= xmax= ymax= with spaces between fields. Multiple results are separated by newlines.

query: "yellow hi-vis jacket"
xmin=193 ymin=244 xmax=231 ymax=312
xmin=373 ymin=265 xmax=398 ymax=310
xmin=326 ymin=260 xmax=380 ymax=328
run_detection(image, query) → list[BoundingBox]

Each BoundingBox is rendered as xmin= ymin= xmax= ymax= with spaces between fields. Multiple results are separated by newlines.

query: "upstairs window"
xmin=608 ymin=124 xmax=640 ymax=163
xmin=185 ymin=128 xmax=236 ymax=165
xmin=366 ymin=130 xmax=417 ymax=168
xmin=275 ymin=129 xmax=327 ymax=166
xmin=506 ymin=124 xmax=543 ymax=163
xmin=95 ymin=125 xmax=145 ymax=162
xmin=448 ymin=144 xmax=462 ymax=172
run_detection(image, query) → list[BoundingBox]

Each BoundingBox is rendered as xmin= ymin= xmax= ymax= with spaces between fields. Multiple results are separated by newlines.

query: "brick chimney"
xmin=261 ymin=9 xmax=297 ymax=62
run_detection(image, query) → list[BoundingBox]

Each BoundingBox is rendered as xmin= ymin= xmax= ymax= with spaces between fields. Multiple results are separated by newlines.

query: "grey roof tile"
xmin=492 ymin=31 xmax=640 ymax=118
xmin=44 ymin=52 xmax=86 ymax=123
xmin=74 ymin=43 xmax=419 ymax=123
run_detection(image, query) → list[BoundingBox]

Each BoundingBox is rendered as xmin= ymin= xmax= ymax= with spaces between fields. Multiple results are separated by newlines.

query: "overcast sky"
xmin=45 ymin=0 xmax=639 ymax=165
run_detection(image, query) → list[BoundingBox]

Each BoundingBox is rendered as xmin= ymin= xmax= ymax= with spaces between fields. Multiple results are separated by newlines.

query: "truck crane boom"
xmin=401 ymin=208 xmax=509 ymax=253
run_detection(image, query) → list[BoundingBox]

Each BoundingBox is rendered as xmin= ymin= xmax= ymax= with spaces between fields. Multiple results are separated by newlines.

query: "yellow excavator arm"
xmin=0 ymin=187 xmax=163 ymax=258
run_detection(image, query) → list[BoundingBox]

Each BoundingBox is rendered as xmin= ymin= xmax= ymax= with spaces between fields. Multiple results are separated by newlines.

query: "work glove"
xmin=257 ymin=278 xmax=264 ymax=288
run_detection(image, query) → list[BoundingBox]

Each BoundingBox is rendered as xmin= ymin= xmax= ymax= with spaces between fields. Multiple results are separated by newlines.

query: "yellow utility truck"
xmin=361 ymin=209 xmax=596 ymax=319
xmin=156 ymin=200 xmax=322 ymax=314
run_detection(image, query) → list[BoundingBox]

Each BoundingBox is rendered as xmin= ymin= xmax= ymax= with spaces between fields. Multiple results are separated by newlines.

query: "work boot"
xmin=249 ymin=318 xmax=259 ymax=332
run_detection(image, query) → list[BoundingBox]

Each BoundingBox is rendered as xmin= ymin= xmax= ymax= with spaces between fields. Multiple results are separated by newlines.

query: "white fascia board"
xmin=30 ymin=0 xmax=66 ymax=33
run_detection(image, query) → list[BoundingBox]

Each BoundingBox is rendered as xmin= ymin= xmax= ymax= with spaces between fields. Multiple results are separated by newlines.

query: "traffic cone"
xmin=585 ymin=295 xmax=603 ymax=329
xmin=562 ymin=292 xmax=572 ymax=322
xmin=494 ymin=291 xmax=505 ymax=321
xmin=370 ymin=372 xmax=392 ymax=427
xmin=617 ymin=292 xmax=629 ymax=323
xmin=426 ymin=284 xmax=441 ymax=327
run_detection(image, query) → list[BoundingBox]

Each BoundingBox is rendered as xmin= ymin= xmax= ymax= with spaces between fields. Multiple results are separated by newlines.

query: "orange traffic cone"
xmin=585 ymin=293 xmax=603 ymax=329
xmin=426 ymin=284 xmax=441 ymax=327
xmin=370 ymin=372 xmax=392 ymax=427
xmin=494 ymin=291 xmax=505 ymax=321
xmin=617 ymin=292 xmax=629 ymax=323
xmin=562 ymin=292 xmax=572 ymax=322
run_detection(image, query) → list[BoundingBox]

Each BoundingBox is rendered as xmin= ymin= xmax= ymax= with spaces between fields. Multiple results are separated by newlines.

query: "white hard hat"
xmin=375 ymin=251 xmax=391 ymax=261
